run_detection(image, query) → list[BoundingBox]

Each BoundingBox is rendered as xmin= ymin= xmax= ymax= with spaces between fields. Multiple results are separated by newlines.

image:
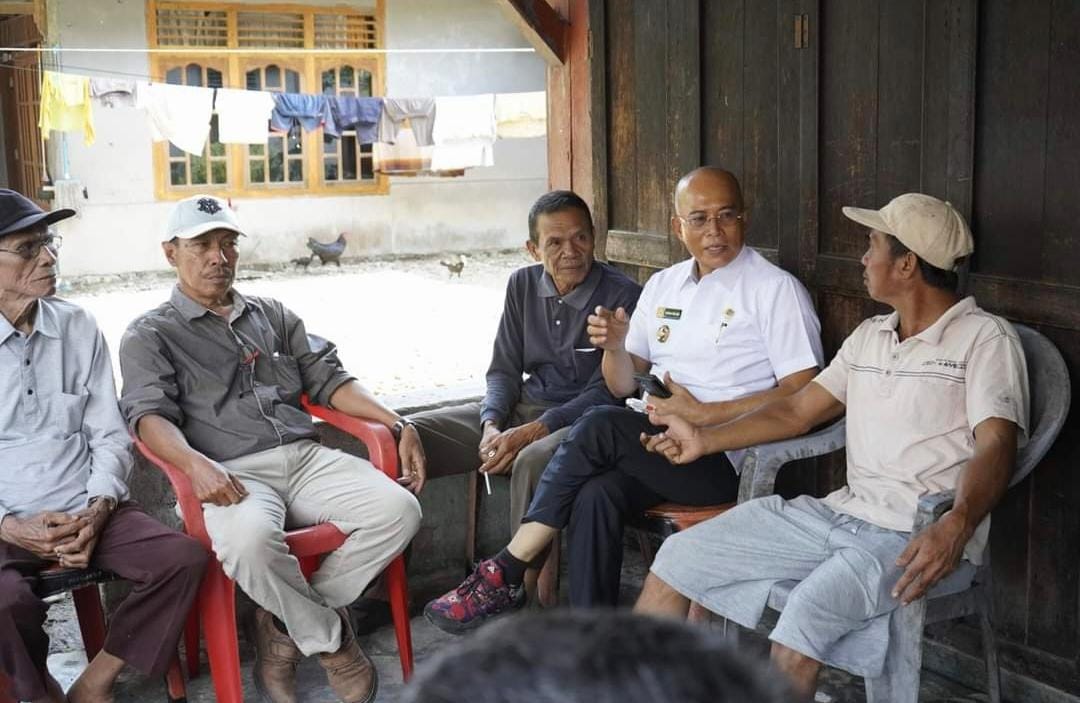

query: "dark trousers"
xmin=525 ymin=406 xmax=738 ymax=607
xmin=0 ymin=503 xmax=208 ymax=700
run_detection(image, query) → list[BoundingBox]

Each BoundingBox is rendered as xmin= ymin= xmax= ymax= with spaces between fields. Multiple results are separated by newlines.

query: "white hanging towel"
xmin=495 ymin=91 xmax=546 ymax=138
xmin=432 ymin=93 xmax=496 ymax=170
xmin=135 ymin=82 xmax=214 ymax=155
xmin=431 ymin=141 xmax=494 ymax=170
xmin=215 ymin=88 xmax=275 ymax=144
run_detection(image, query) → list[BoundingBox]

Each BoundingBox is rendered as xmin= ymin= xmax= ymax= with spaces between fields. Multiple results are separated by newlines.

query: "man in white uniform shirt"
xmin=425 ymin=167 xmax=823 ymax=632
xmin=635 ymin=193 xmax=1029 ymax=699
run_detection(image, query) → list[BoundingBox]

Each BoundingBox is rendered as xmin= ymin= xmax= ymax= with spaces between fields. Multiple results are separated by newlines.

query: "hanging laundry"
xmin=271 ymin=93 xmax=334 ymax=133
xmin=135 ymin=82 xmax=214 ymax=155
xmin=431 ymin=141 xmax=494 ymax=170
xmin=39 ymin=71 xmax=94 ymax=145
xmin=495 ymin=91 xmax=546 ymax=138
xmin=327 ymin=96 xmax=383 ymax=142
xmin=89 ymin=77 xmax=135 ymax=108
xmin=215 ymin=88 xmax=275 ymax=144
xmin=377 ymin=98 xmax=436 ymax=146
xmin=431 ymin=94 xmax=496 ymax=170
xmin=373 ymin=126 xmax=430 ymax=173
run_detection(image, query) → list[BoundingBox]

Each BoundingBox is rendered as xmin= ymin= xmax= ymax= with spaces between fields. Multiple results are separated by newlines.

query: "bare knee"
xmin=770 ymin=642 xmax=821 ymax=701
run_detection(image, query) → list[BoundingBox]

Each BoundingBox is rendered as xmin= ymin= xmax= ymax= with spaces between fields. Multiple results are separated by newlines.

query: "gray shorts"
xmin=650 ymin=494 xmax=975 ymax=677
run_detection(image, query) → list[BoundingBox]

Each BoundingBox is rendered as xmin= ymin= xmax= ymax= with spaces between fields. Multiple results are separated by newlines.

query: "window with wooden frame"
xmin=147 ymin=1 xmax=386 ymax=200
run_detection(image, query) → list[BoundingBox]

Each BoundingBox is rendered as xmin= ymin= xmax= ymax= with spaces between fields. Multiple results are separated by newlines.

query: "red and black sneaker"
xmin=424 ymin=558 xmax=526 ymax=635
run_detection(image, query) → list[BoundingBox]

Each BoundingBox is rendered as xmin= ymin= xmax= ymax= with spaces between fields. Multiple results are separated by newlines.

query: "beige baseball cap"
xmin=842 ymin=193 xmax=973 ymax=271
xmin=165 ymin=195 xmax=246 ymax=242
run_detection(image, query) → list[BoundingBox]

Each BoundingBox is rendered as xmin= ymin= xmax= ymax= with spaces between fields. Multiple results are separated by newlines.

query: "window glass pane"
xmin=211 ymin=160 xmax=227 ymax=184
xmin=265 ymin=65 xmax=281 ymax=89
xmin=169 ymin=143 xmax=183 ymax=158
xmin=322 ymin=69 xmax=335 ymax=95
xmin=360 ymin=152 xmax=373 ymax=180
xmin=170 ymin=161 xmax=187 ymax=185
xmin=288 ymin=159 xmax=303 ymax=182
xmin=246 ymin=70 xmax=261 ymax=91
xmin=357 ymin=70 xmax=372 ymax=97
xmin=324 ymin=157 xmax=338 ymax=181
xmin=185 ymin=63 xmax=203 ymax=87
xmin=285 ymin=69 xmax=301 ymax=93
xmin=166 ymin=67 xmax=182 ymax=85
xmin=340 ymin=65 xmax=354 ymax=89
xmin=250 ymin=160 xmax=265 ymax=183
xmin=249 ymin=143 xmax=265 ymax=157
xmin=287 ymin=127 xmax=302 ymax=155
xmin=323 ymin=133 xmax=337 ymax=155
xmin=342 ymin=135 xmax=357 ymax=180
xmin=207 ymin=68 xmax=224 ymax=89
xmin=268 ymin=137 xmax=284 ymax=182
xmin=190 ymin=155 xmax=207 ymax=185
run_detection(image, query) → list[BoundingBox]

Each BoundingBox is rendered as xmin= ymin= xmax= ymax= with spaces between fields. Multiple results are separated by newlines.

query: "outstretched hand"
xmin=645 ymin=372 xmax=706 ymax=426
xmin=639 ymin=411 xmax=708 ymax=465
xmin=587 ymin=306 xmax=631 ymax=351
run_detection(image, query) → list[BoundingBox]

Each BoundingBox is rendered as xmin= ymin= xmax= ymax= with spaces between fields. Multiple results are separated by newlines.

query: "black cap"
xmin=0 ymin=189 xmax=75 ymax=238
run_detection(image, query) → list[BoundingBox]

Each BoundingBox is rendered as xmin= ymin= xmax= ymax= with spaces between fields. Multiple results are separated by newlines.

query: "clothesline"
xmin=39 ymin=69 xmax=548 ymax=176
xmin=2 ymin=46 xmax=536 ymax=55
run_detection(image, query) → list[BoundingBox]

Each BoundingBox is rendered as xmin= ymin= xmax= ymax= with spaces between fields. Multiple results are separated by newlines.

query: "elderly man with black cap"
xmin=0 ymin=190 xmax=208 ymax=703
xmin=635 ymin=193 xmax=1030 ymax=699
xmin=119 ymin=195 xmax=423 ymax=703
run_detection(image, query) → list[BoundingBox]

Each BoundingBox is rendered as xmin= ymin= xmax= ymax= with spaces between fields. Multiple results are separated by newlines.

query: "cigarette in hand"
xmin=484 ymin=471 xmax=492 ymax=495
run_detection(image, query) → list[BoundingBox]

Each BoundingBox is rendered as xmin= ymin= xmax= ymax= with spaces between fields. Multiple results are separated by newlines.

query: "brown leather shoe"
xmin=253 ymin=608 xmax=302 ymax=703
xmin=319 ymin=609 xmax=378 ymax=703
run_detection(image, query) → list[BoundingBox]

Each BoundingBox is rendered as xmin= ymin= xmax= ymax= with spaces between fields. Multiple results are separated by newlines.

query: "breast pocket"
xmin=271 ymin=353 xmax=304 ymax=404
xmin=48 ymin=390 xmax=90 ymax=435
xmin=906 ymin=377 xmax=967 ymax=434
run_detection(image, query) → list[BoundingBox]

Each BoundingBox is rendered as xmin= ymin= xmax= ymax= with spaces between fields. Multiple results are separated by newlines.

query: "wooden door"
xmin=10 ymin=49 xmax=43 ymax=201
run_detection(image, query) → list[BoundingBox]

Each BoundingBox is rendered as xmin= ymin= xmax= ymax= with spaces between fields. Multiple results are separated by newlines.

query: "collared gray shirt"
xmin=0 ymin=298 xmax=132 ymax=524
xmin=119 ymin=287 xmax=353 ymax=462
xmin=481 ymin=262 xmax=641 ymax=431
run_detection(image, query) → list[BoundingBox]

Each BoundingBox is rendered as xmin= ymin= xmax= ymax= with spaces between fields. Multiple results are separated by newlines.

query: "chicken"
xmin=306 ymin=233 xmax=347 ymax=266
xmin=439 ymin=254 xmax=467 ymax=278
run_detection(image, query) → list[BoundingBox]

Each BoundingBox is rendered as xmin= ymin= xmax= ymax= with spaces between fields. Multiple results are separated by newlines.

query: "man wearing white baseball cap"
xmin=635 ymin=192 xmax=1030 ymax=699
xmin=118 ymin=195 xmax=424 ymax=703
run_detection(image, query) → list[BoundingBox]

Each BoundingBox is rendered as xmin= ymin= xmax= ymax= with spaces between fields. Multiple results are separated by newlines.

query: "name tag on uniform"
xmin=656 ymin=306 xmax=682 ymax=320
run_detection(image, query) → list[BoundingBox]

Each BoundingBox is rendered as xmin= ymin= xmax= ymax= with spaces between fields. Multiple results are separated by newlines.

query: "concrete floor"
xmin=41 ymin=544 xmax=994 ymax=703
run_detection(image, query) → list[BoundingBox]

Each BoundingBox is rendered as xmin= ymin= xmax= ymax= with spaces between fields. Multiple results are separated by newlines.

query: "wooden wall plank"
xmin=875 ymin=0 xmax=923 ymax=198
xmin=1040 ymin=0 xmax=1080 ymax=288
xmin=970 ymin=0 xmax=1049 ymax=280
xmin=632 ymin=1 xmax=668 ymax=237
xmin=701 ymin=0 xmax=744 ymax=176
xmin=664 ymin=0 xmax=700 ymax=263
xmin=818 ymin=0 xmax=879 ymax=258
xmin=605 ymin=0 xmax=637 ymax=234
xmin=741 ymin=0 xmax=779 ymax=253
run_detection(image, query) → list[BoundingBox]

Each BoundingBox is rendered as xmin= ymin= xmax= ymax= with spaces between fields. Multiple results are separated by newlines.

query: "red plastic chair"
xmin=132 ymin=398 xmax=414 ymax=703
xmin=0 ymin=568 xmax=186 ymax=703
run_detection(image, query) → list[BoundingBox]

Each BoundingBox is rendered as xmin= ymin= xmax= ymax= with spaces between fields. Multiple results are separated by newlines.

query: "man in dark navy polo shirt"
xmin=410 ymin=190 xmax=641 ymax=596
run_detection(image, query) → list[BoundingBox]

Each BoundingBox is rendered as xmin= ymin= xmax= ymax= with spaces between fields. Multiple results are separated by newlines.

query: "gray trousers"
xmin=202 ymin=439 xmax=422 ymax=656
xmin=409 ymin=400 xmax=570 ymax=535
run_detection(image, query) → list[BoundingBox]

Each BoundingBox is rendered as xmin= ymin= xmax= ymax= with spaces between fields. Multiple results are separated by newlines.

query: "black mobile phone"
xmin=633 ymin=372 xmax=672 ymax=399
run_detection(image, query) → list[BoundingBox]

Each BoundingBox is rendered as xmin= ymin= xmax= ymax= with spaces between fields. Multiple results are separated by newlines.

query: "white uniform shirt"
xmin=813 ymin=297 xmax=1029 ymax=564
xmin=625 ymin=246 xmax=824 ymax=468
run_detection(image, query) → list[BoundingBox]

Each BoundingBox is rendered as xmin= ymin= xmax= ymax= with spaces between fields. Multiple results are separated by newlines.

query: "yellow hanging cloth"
xmin=39 ymin=70 xmax=95 ymax=146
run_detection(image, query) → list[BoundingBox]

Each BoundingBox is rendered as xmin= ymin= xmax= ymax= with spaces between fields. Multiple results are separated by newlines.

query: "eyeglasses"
xmin=0 ymin=231 xmax=62 ymax=260
xmin=678 ymin=211 xmax=743 ymax=231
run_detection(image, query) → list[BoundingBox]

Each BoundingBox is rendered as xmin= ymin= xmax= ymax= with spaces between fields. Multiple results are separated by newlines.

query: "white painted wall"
xmin=48 ymin=0 xmax=547 ymax=275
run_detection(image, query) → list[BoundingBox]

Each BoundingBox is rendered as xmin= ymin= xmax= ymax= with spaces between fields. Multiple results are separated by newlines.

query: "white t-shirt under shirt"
xmin=812 ymin=296 xmax=1030 ymax=564
xmin=625 ymin=246 xmax=824 ymax=469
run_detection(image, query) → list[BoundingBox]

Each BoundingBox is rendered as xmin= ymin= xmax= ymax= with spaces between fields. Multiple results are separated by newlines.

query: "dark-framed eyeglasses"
xmin=0 ymin=230 xmax=62 ymax=260
xmin=679 ymin=211 xmax=743 ymax=231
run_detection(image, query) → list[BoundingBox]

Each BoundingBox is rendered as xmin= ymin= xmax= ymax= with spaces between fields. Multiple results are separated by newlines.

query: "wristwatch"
xmin=88 ymin=496 xmax=117 ymax=513
xmin=391 ymin=417 xmax=416 ymax=440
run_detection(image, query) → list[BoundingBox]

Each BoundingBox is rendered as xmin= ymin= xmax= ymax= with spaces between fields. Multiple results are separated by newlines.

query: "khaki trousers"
xmin=202 ymin=439 xmax=421 ymax=656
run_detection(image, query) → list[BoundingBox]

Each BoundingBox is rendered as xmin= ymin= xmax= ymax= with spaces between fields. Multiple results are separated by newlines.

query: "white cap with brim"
xmin=165 ymin=195 xmax=246 ymax=242
xmin=842 ymin=193 xmax=973 ymax=271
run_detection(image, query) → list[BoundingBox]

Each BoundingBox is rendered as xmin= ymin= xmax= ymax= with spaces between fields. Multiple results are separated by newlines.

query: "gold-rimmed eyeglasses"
xmin=0 ymin=231 xmax=62 ymax=260
xmin=678 ymin=211 xmax=743 ymax=231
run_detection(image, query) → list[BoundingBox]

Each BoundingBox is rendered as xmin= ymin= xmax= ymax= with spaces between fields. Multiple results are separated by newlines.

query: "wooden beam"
xmin=495 ymin=0 xmax=567 ymax=65
xmin=0 ymin=2 xmax=34 ymax=16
